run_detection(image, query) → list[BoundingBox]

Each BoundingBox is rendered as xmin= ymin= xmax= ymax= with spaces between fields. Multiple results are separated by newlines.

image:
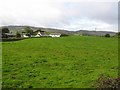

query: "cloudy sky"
xmin=0 ymin=0 xmax=118 ymax=32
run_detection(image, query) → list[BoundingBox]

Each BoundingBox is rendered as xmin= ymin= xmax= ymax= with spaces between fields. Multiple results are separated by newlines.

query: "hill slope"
xmin=0 ymin=25 xmax=116 ymax=36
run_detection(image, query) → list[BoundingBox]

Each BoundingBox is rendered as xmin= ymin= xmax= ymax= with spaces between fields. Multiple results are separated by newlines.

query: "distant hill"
xmin=0 ymin=25 xmax=116 ymax=36
xmin=75 ymin=30 xmax=116 ymax=36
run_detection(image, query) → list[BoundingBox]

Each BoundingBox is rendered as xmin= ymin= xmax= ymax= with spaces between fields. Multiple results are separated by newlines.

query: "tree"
xmin=61 ymin=34 xmax=69 ymax=37
xmin=1 ymin=27 xmax=9 ymax=33
xmin=24 ymin=26 xmax=33 ymax=37
xmin=16 ymin=31 xmax=21 ymax=38
xmin=105 ymin=34 xmax=110 ymax=38
xmin=116 ymin=32 xmax=120 ymax=38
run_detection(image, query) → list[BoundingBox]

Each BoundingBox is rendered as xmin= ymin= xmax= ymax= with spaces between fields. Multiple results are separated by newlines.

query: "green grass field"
xmin=2 ymin=36 xmax=118 ymax=88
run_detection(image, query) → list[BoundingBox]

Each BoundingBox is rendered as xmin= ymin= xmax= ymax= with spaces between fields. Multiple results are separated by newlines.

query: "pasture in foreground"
xmin=2 ymin=36 xmax=118 ymax=88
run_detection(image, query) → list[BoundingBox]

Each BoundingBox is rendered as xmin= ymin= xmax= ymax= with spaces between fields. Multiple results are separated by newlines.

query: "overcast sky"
xmin=0 ymin=0 xmax=118 ymax=32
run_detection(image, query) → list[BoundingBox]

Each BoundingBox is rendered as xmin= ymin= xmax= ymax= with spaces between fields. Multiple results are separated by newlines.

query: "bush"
xmin=16 ymin=31 xmax=21 ymax=38
xmin=105 ymin=34 xmax=110 ymax=38
xmin=2 ymin=38 xmax=25 ymax=42
xmin=115 ymin=32 xmax=120 ymax=38
xmin=61 ymin=34 xmax=69 ymax=37
xmin=1 ymin=27 xmax=9 ymax=33
xmin=2 ymin=33 xmax=8 ymax=38
xmin=24 ymin=26 xmax=33 ymax=36
xmin=96 ymin=74 xmax=120 ymax=89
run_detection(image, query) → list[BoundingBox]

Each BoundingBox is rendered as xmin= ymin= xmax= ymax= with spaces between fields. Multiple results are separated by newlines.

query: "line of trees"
xmin=1 ymin=26 xmax=120 ymax=38
xmin=1 ymin=26 xmax=34 ymax=38
xmin=104 ymin=32 xmax=120 ymax=38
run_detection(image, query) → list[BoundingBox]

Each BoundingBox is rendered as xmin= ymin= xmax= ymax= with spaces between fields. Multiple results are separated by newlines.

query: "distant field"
xmin=2 ymin=36 xmax=118 ymax=88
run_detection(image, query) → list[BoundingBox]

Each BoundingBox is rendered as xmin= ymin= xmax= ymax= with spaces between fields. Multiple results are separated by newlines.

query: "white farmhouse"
xmin=35 ymin=30 xmax=46 ymax=37
xmin=49 ymin=33 xmax=61 ymax=37
xmin=23 ymin=35 xmax=29 ymax=38
xmin=21 ymin=32 xmax=29 ymax=38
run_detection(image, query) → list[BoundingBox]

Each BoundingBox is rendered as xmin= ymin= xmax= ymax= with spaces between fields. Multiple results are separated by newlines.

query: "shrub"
xmin=61 ymin=34 xmax=69 ymax=37
xmin=1 ymin=27 xmax=9 ymax=33
xmin=105 ymin=34 xmax=110 ymax=38
xmin=115 ymin=32 xmax=120 ymax=38
xmin=96 ymin=74 xmax=120 ymax=89
xmin=24 ymin=26 xmax=33 ymax=37
xmin=16 ymin=31 xmax=21 ymax=38
xmin=2 ymin=38 xmax=25 ymax=42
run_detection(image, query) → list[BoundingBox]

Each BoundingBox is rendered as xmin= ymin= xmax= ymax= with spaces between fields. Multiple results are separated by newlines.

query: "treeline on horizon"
xmin=0 ymin=26 xmax=120 ymax=39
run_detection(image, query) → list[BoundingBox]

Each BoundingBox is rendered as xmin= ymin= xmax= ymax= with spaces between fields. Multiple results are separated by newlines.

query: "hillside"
xmin=0 ymin=25 xmax=116 ymax=36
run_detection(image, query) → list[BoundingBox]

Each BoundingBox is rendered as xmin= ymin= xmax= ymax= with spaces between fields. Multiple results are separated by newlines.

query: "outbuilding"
xmin=49 ymin=33 xmax=61 ymax=37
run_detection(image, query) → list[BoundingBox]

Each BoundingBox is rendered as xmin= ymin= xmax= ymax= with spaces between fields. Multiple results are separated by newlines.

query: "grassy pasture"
xmin=2 ymin=36 xmax=118 ymax=88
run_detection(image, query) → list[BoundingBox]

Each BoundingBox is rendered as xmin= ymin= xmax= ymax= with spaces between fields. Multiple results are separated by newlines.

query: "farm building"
xmin=23 ymin=34 xmax=29 ymax=38
xmin=21 ymin=32 xmax=29 ymax=38
xmin=35 ymin=30 xmax=47 ymax=37
xmin=49 ymin=33 xmax=61 ymax=37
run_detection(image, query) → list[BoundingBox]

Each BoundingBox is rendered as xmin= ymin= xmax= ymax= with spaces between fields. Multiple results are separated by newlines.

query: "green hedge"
xmin=2 ymin=38 xmax=27 ymax=42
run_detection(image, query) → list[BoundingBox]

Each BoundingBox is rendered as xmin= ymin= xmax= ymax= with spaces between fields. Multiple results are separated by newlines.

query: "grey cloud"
xmin=61 ymin=2 xmax=118 ymax=25
xmin=0 ymin=0 xmax=118 ymax=31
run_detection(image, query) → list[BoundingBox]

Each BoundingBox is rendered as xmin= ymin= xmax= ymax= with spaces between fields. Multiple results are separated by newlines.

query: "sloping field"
xmin=2 ymin=36 xmax=118 ymax=88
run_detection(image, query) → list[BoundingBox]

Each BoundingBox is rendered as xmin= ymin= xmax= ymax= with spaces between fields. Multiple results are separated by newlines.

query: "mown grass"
xmin=2 ymin=36 xmax=118 ymax=88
